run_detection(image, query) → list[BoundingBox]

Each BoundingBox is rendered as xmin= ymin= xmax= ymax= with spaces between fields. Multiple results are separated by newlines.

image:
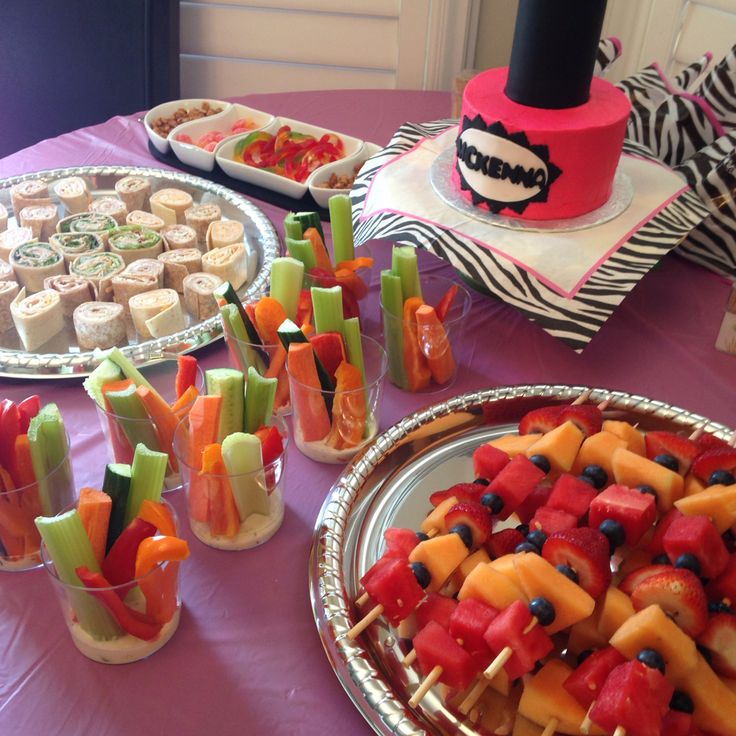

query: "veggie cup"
xmin=0 ymin=431 xmax=75 ymax=572
xmin=40 ymin=500 xmax=182 ymax=664
xmin=173 ymin=414 xmax=289 ymax=550
xmin=94 ymin=361 xmax=204 ymax=492
xmin=287 ymin=334 xmax=387 ymax=464
xmin=380 ymin=274 xmax=471 ymax=393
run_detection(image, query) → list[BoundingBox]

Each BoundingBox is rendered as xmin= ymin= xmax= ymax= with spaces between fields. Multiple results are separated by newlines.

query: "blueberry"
xmin=516 ymin=524 xmax=530 ymax=537
xmin=473 ymin=477 xmax=491 ymax=486
xmin=651 ymin=553 xmax=672 ymax=565
xmin=480 ymin=492 xmax=504 ymax=515
xmin=582 ymin=464 xmax=608 ymax=490
xmin=450 ymin=523 xmax=473 ymax=550
xmin=708 ymin=469 xmax=736 ymax=487
xmin=529 ymin=454 xmax=551 ymax=474
xmin=529 ymin=597 xmax=556 ymax=626
xmin=599 ymin=519 xmax=626 ymax=553
xmin=578 ymin=474 xmax=597 ymax=487
xmin=637 ymin=484 xmax=657 ymax=499
xmin=577 ymin=649 xmax=594 ymax=666
xmin=415 ymin=531 xmax=430 ymax=542
xmin=654 ymin=453 xmax=679 ymax=473
xmin=669 ymin=690 xmax=694 ymax=714
xmin=556 ymin=564 xmax=579 ymax=584
xmin=411 ymin=561 xmax=431 ymax=589
xmin=637 ymin=648 xmax=666 ymax=674
xmin=526 ymin=530 xmax=548 ymax=551
xmin=708 ymin=600 xmax=733 ymax=614
xmin=515 ymin=541 xmax=540 ymax=554
xmin=674 ymin=553 xmax=701 ymax=576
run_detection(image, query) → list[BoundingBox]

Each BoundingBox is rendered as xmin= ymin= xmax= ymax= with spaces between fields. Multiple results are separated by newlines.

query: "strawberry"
xmin=698 ymin=613 xmax=736 ymax=678
xmin=644 ymin=431 xmax=699 ymax=475
xmin=618 ymin=563 xmax=673 ymax=596
xmin=630 ymin=568 xmax=709 ymax=638
xmin=444 ymin=501 xmax=492 ymax=546
xmin=518 ymin=405 xmax=564 ymax=435
xmin=690 ymin=447 xmax=736 ymax=483
xmin=428 ymin=482 xmax=485 ymax=507
xmin=706 ymin=554 xmax=736 ymax=604
xmin=541 ymin=527 xmax=612 ymax=599
xmin=647 ymin=508 xmax=684 ymax=556
xmin=556 ymin=404 xmax=602 ymax=437
xmin=485 ymin=528 xmax=526 ymax=559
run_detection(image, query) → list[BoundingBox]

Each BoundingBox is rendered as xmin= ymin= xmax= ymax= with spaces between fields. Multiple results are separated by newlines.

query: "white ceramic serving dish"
xmin=308 ymin=142 xmax=382 ymax=207
xmin=215 ymin=116 xmax=364 ymax=199
xmin=169 ymin=104 xmax=275 ymax=173
xmin=143 ymin=98 xmax=229 ymax=154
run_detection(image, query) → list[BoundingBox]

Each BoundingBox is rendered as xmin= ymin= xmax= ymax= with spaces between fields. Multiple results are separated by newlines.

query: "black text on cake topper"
xmin=455 ymin=116 xmax=562 ymax=214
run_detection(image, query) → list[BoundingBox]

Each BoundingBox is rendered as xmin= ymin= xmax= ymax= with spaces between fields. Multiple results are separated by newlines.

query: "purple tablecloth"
xmin=1 ymin=90 xmax=735 ymax=736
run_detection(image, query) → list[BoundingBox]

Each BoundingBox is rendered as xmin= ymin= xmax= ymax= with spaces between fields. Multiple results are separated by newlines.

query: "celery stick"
xmin=283 ymin=212 xmax=303 ymax=240
xmin=380 ymin=269 xmax=408 ymax=389
xmin=104 ymin=346 xmax=156 ymax=392
xmin=205 ymin=368 xmax=244 ymax=440
xmin=271 ymin=257 xmax=305 ymax=322
xmin=293 ymin=211 xmax=324 ymax=242
xmin=221 ymin=433 xmax=269 ymax=520
xmin=102 ymin=463 xmax=131 ymax=552
xmin=244 ymin=367 xmax=277 ymax=433
xmin=311 ymin=285 xmax=345 ymax=336
xmin=28 ymin=404 xmax=72 ymax=515
xmin=285 ymin=237 xmax=317 ymax=274
xmin=83 ymin=359 xmax=124 ymax=408
xmin=105 ymin=384 xmax=162 ymax=455
xmin=220 ymin=303 xmax=267 ymax=374
xmin=328 ymin=194 xmax=355 ymax=263
xmin=342 ymin=317 xmax=365 ymax=384
xmin=125 ymin=444 xmax=168 ymax=525
xmin=391 ymin=246 xmax=422 ymax=301
xmin=35 ymin=510 xmax=121 ymax=640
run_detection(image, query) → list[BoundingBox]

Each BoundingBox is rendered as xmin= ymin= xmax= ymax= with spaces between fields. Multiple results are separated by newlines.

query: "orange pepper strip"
xmin=11 ymin=434 xmax=36 ymax=488
xmin=326 ymin=361 xmax=366 ymax=450
xmin=171 ymin=384 xmax=200 ymax=419
xmin=254 ymin=296 xmax=288 ymax=346
xmin=137 ymin=499 xmax=177 ymax=537
xmin=304 ymin=227 xmax=333 ymax=272
xmin=402 ymin=297 xmax=432 ymax=392
xmin=415 ymin=304 xmax=456 ymax=386
xmin=135 ymin=535 xmax=190 ymax=579
xmin=335 ymin=256 xmax=373 ymax=272
xmin=200 ymin=443 xmax=240 ymax=537
xmin=141 ymin=562 xmax=180 ymax=624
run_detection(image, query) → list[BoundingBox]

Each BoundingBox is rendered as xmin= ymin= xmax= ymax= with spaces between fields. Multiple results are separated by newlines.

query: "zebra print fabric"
xmin=696 ymin=46 xmax=736 ymax=130
xmin=594 ymin=38 xmax=622 ymax=78
xmin=351 ymin=122 xmax=709 ymax=352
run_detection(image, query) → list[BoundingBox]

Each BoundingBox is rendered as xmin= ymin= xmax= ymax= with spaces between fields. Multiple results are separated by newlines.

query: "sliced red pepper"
xmin=341 ymin=286 xmax=360 ymax=321
xmin=175 ymin=355 xmax=199 ymax=399
xmin=254 ymin=425 xmax=284 ymax=466
xmin=309 ymin=267 xmax=339 ymax=289
xmin=17 ymin=395 xmax=41 ymax=433
xmin=434 ymin=283 xmax=459 ymax=323
xmin=75 ymin=566 xmax=163 ymax=641
xmin=0 ymin=400 xmax=20 ymax=473
xmin=102 ymin=517 xmax=156 ymax=588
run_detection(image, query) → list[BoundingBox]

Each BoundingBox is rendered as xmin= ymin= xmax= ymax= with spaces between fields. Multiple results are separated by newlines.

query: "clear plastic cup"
xmin=286 ymin=334 xmax=387 ymax=464
xmin=173 ymin=414 xmax=288 ymax=550
xmin=94 ymin=359 xmax=203 ymax=492
xmin=0 ymin=432 xmax=75 ymax=572
xmin=380 ymin=274 xmax=471 ymax=393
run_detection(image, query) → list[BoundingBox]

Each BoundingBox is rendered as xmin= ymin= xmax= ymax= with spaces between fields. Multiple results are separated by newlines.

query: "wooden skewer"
xmin=458 ymin=677 xmax=489 ymax=715
xmin=522 ymin=616 xmax=539 ymax=635
xmin=409 ymin=664 xmax=443 ymax=707
xmin=571 ymin=391 xmax=592 ymax=405
xmin=346 ymin=603 xmax=384 ymax=640
xmin=579 ymin=703 xmax=594 ymax=734
xmin=541 ymin=719 xmax=559 ymax=736
xmin=402 ymin=648 xmax=417 ymax=666
xmin=483 ymin=646 xmax=512 ymax=680
xmin=613 ymin=728 xmax=626 ymax=736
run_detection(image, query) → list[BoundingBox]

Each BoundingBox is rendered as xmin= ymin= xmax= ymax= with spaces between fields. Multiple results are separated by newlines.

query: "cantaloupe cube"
xmin=567 ymin=614 xmax=607 ymax=654
xmin=592 ymin=586 xmax=635 ymax=641
xmin=724 ymin=677 xmax=736 ymax=695
xmin=420 ymin=495 xmax=458 ymax=535
xmin=408 ymin=532 xmax=467 ymax=592
xmin=489 ymin=433 xmax=542 ymax=457
xmin=611 ymin=447 xmax=684 ymax=511
xmin=602 ymin=420 xmax=646 ymax=456
xmin=488 ymin=552 xmax=524 ymax=590
xmin=572 ymin=430 xmax=627 ymax=478
xmin=451 ymin=547 xmax=490 ymax=588
xmin=609 ymin=604 xmax=697 ymax=682
xmin=676 ymin=654 xmax=736 ymax=735
xmin=513 ymin=552 xmax=595 ymax=635
xmin=518 ymin=660 xmax=604 ymax=735
xmin=511 ymin=714 xmax=546 ymax=736
xmin=525 ymin=421 xmax=584 ymax=474
xmin=684 ymin=473 xmax=706 ymax=497
xmin=675 ymin=483 xmax=736 ymax=533
xmin=475 ymin=685 xmax=516 ymax=733
xmin=458 ymin=563 xmax=526 ymax=609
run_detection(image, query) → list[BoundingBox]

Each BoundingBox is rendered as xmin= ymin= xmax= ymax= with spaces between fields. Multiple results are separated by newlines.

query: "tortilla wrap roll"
xmin=0 ymin=259 xmax=14 ymax=282
xmin=114 ymin=176 xmax=152 ymax=212
xmin=123 ymin=257 xmax=164 ymax=288
xmin=0 ymin=227 xmax=36 ymax=262
xmin=112 ymin=271 xmax=159 ymax=315
xmin=149 ymin=188 xmax=194 ymax=226
xmin=0 ymin=280 xmax=20 ymax=332
xmin=53 ymin=176 xmax=91 ymax=214
xmin=10 ymin=287 xmax=64 ymax=351
xmin=70 ymin=251 xmax=125 ymax=301
xmin=157 ymin=248 xmax=202 ymax=292
xmin=0 ymin=203 xmax=8 ymax=232
xmin=126 ymin=209 xmax=166 ymax=232
xmin=10 ymin=180 xmax=51 ymax=214
xmin=43 ymin=274 xmax=97 ymax=318
xmin=73 ymin=301 xmax=126 ymax=350
xmin=206 ymin=219 xmax=244 ymax=250
xmin=184 ymin=204 xmax=222 ymax=247
xmin=161 ymin=224 xmax=197 ymax=251
xmin=201 ymin=241 xmax=248 ymax=290
xmin=183 ymin=271 xmax=223 ymax=320
xmin=108 ymin=225 xmax=164 ymax=265
xmin=49 ymin=231 xmax=106 ymax=266
xmin=10 ymin=241 xmax=66 ymax=293
xmin=57 ymin=212 xmax=116 ymax=246
xmin=129 ymin=288 xmax=185 ymax=339
xmin=19 ymin=204 xmax=59 ymax=241
xmin=89 ymin=196 xmax=128 ymax=226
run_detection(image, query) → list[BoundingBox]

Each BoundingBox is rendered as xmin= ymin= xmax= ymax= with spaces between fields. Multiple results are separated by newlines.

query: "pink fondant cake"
xmin=453 ymin=67 xmax=631 ymax=221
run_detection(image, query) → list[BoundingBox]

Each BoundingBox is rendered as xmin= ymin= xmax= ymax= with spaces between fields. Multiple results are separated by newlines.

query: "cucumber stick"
xmin=277 ymin=320 xmax=335 ymax=394
xmin=244 ymin=367 xmax=277 ymax=433
xmin=102 ymin=463 xmax=131 ymax=553
xmin=380 ymin=270 xmax=408 ymax=390
xmin=391 ymin=246 xmax=422 ymax=301
xmin=270 ymin=257 xmax=304 ymax=322
xmin=293 ymin=211 xmax=324 ymax=242
xmin=125 ymin=444 xmax=168 ymax=525
xmin=214 ymin=281 xmax=270 ymax=369
xmin=206 ymin=368 xmax=245 ymax=440
xmin=311 ymin=285 xmax=344 ymax=336
xmin=105 ymin=384 xmax=162 ymax=454
xmin=35 ymin=510 xmax=121 ymax=640
xmin=220 ymin=303 xmax=267 ymax=374
xmin=83 ymin=359 xmax=124 ymax=408
xmin=221 ymin=433 xmax=269 ymax=520
xmin=328 ymin=194 xmax=355 ymax=263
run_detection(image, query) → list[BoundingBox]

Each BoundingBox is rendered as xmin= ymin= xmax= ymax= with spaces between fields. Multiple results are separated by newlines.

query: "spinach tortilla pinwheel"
xmin=70 ymin=251 xmax=125 ymax=301
xmin=10 ymin=241 xmax=65 ymax=293
xmin=57 ymin=212 xmax=116 ymax=245
xmin=108 ymin=225 xmax=164 ymax=265
xmin=49 ymin=231 xmax=106 ymax=265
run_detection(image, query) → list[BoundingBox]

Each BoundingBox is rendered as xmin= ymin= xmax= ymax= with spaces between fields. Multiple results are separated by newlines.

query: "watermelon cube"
xmin=706 ymin=553 xmax=736 ymax=603
xmin=515 ymin=481 xmax=554 ymax=524
xmin=663 ymin=515 xmax=730 ymax=579
xmin=588 ymin=484 xmax=657 ymax=546
xmin=412 ymin=620 xmax=478 ymax=691
xmin=660 ymin=710 xmax=692 ymax=736
xmin=383 ymin=527 xmax=420 ymax=559
xmin=563 ymin=646 xmax=626 ymax=708
xmin=415 ymin=592 xmax=458 ymax=632
xmin=529 ymin=505 xmax=578 ymax=535
xmin=589 ymin=660 xmax=673 ymax=736
xmin=362 ymin=556 xmax=424 ymax=626
xmin=547 ymin=474 xmax=597 ymax=520
xmin=472 ymin=443 xmax=510 ymax=482
xmin=448 ymin=598 xmax=498 ymax=666
xmin=483 ymin=600 xmax=554 ymax=680
xmin=487 ymin=455 xmax=546 ymax=520
xmin=647 ymin=508 xmax=684 ymax=556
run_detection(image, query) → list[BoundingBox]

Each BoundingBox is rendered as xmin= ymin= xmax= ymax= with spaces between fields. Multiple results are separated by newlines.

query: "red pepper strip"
xmin=434 ymin=283 xmax=459 ymax=323
xmin=0 ymin=400 xmax=20 ymax=473
xmin=341 ymin=286 xmax=360 ymax=320
xmin=134 ymin=535 xmax=190 ymax=579
xmin=17 ymin=395 xmax=41 ymax=433
xmin=175 ymin=355 xmax=199 ymax=399
xmin=309 ymin=267 xmax=339 ymax=289
xmin=254 ymin=425 xmax=285 ymax=467
xmin=137 ymin=499 xmax=176 ymax=537
xmin=102 ymin=517 xmax=156 ymax=588
xmin=75 ymin=566 xmax=163 ymax=641
xmin=335 ymin=268 xmax=368 ymax=301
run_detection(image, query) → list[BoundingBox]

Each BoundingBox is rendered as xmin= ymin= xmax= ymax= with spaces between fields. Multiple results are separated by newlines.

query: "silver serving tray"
xmin=0 ymin=165 xmax=279 ymax=378
xmin=309 ymin=384 xmax=734 ymax=736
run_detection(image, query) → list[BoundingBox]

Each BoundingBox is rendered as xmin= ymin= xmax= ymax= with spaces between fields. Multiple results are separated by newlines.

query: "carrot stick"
xmin=186 ymin=396 xmax=222 ymax=523
xmin=255 ymin=297 xmax=288 ymax=346
xmin=326 ymin=361 xmax=366 ymax=449
xmin=304 ymin=227 xmax=334 ymax=272
xmin=11 ymin=434 xmax=36 ymax=489
xmin=266 ymin=345 xmax=290 ymax=410
xmin=200 ymin=443 xmax=240 ymax=537
xmin=77 ymin=487 xmax=112 ymax=565
xmin=171 ymin=384 xmax=200 ymax=419
xmin=287 ymin=342 xmax=332 ymax=442
xmin=402 ymin=297 xmax=432 ymax=392
xmin=415 ymin=304 xmax=456 ymax=385
xmin=136 ymin=385 xmax=181 ymax=472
